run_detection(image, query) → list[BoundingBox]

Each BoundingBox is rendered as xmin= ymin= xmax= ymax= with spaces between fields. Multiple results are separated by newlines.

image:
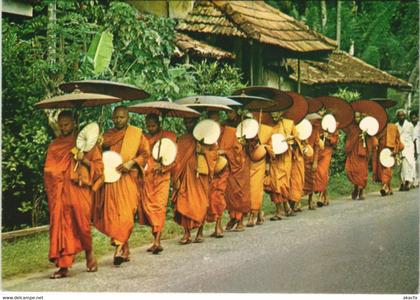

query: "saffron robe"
xmin=313 ymin=128 xmax=339 ymax=193
xmin=249 ymin=124 xmax=273 ymax=211
xmin=207 ymin=125 xmax=240 ymax=222
xmin=172 ymin=134 xmax=217 ymax=229
xmin=93 ymin=125 xmax=150 ymax=244
xmin=372 ymin=123 xmax=404 ymax=185
xmin=266 ymin=118 xmax=298 ymax=203
xmin=44 ymin=134 xmax=103 ymax=268
xmin=225 ymin=129 xmax=251 ymax=221
xmin=344 ymin=124 xmax=377 ymax=189
xmin=304 ymin=119 xmax=322 ymax=194
xmin=139 ymin=130 xmax=176 ymax=233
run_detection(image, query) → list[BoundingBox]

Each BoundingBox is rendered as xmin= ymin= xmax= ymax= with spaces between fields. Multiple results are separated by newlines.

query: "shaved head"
xmin=112 ymin=106 xmax=129 ymax=130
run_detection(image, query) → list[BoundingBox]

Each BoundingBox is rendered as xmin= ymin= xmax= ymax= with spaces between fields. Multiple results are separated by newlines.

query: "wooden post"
xmin=250 ymin=41 xmax=254 ymax=85
xmin=336 ymin=0 xmax=341 ymax=50
xmin=297 ymin=59 xmax=301 ymax=93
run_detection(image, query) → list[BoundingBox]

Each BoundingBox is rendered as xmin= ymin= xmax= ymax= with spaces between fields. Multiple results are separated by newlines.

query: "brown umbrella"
xmin=315 ymin=96 xmax=354 ymax=129
xmin=59 ymin=80 xmax=150 ymax=100
xmin=306 ymin=98 xmax=324 ymax=114
xmin=128 ymin=101 xmax=200 ymax=118
xmin=370 ymin=98 xmax=397 ymax=109
xmin=230 ymin=86 xmax=291 ymax=112
xmin=175 ymin=95 xmax=239 ymax=111
xmin=34 ymin=92 xmax=122 ymax=109
xmin=283 ymin=92 xmax=309 ymax=124
xmin=351 ymin=99 xmax=388 ymax=134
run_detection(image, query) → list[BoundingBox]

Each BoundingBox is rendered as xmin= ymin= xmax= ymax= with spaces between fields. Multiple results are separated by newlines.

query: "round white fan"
xmin=152 ymin=138 xmax=177 ymax=166
xmin=76 ymin=122 xmax=100 ymax=152
xmin=193 ymin=119 xmax=221 ymax=145
xmin=103 ymin=151 xmax=122 ymax=183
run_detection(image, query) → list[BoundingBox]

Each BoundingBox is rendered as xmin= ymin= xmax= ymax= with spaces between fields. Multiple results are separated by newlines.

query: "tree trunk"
xmin=321 ymin=0 xmax=327 ymax=33
xmin=47 ymin=1 xmax=56 ymax=65
xmin=336 ymin=0 xmax=341 ymax=50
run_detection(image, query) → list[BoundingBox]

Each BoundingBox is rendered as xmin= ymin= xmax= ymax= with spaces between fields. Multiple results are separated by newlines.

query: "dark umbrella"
xmin=175 ymin=95 xmax=240 ymax=111
xmin=128 ymin=101 xmax=200 ymax=118
xmin=128 ymin=101 xmax=200 ymax=161
xmin=283 ymin=92 xmax=309 ymax=124
xmin=59 ymin=80 xmax=150 ymax=100
xmin=230 ymin=86 xmax=292 ymax=112
xmin=351 ymin=99 xmax=388 ymax=134
xmin=370 ymin=98 xmax=397 ymax=109
xmin=314 ymin=96 xmax=354 ymax=129
xmin=34 ymin=92 xmax=121 ymax=109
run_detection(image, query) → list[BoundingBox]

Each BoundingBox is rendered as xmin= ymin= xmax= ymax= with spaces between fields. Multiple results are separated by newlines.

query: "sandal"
xmin=179 ymin=238 xmax=192 ymax=245
xmin=316 ymin=201 xmax=324 ymax=207
xmin=193 ymin=236 xmax=204 ymax=243
xmin=152 ymin=245 xmax=163 ymax=255
xmin=285 ymin=210 xmax=296 ymax=217
xmin=270 ymin=215 xmax=282 ymax=221
xmin=50 ymin=268 xmax=69 ymax=279
xmin=225 ymin=219 xmax=238 ymax=231
xmin=113 ymin=244 xmax=124 ymax=266
xmin=246 ymin=221 xmax=255 ymax=227
xmin=147 ymin=245 xmax=156 ymax=252
xmin=86 ymin=258 xmax=98 ymax=272
xmin=215 ymin=233 xmax=224 ymax=238
xmin=234 ymin=224 xmax=245 ymax=232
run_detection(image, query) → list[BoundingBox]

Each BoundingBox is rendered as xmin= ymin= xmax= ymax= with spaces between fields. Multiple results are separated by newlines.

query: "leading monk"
xmin=44 ymin=111 xmax=103 ymax=278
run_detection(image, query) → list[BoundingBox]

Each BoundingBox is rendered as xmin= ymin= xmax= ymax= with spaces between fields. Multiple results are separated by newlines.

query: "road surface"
xmin=3 ymin=189 xmax=419 ymax=293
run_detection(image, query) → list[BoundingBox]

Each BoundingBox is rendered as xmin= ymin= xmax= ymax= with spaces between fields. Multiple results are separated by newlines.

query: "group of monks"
xmin=43 ymin=94 xmax=419 ymax=279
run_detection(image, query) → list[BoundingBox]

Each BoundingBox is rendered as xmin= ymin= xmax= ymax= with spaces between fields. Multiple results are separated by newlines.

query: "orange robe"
xmin=44 ymin=134 xmax=103 ymax=268
xmin=249 ymin=124 xmax=273 ymax=211
xmin=289 ymin=142 xmax=305 ymax=202
xmin=344 ymin=124 xmax=377 ymax=189
xmin=225 ymin=130 xmax=251 ymax=221
xmin=313 ymin=128 xmax=339 ymax=193
xmin=304 ymin=119 xmax=322 ymax=194
xmin=138 ymin=130 xmax=176 ymax=233
xmin=93 ymin=125 xmax=149 ymax=245
xmin=266 ymin=118 xmax=298 ymax=203
xmin=207 ymin=125 xmax=240 ymax=222
xmin=172 ymin=134 xmax=217 ymax=229
xmin=372 ymin=123 xmax=404 ymax=185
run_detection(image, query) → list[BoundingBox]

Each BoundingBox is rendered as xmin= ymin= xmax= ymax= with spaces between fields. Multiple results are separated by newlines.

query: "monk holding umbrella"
xmin=228 ymin=88 xmax=278 ymax=228
xmin=345 ymin=100 xmax=387 ymax=200
xmin=128 ymin=101 xmax=200 ymax=253
xmin=312 ymin=96 xmax=354 ymax=206
xmin=35 ymin=90 xmax=123 ymax=278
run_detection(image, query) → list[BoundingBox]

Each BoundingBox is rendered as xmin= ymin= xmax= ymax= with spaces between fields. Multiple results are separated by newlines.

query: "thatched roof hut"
xmin=177 ymin=0 xmax=336 ymax=58
xmin=286 ymin=51 xmax=412 ymax=91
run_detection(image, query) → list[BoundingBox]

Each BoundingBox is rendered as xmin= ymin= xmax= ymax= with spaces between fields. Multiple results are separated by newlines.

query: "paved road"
xmin=3 ymin=189 xmax=419 ymax=293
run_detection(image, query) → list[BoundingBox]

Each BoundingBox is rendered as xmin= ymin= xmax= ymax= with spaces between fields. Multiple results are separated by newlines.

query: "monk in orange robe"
xmin=206 ymin=111 xmax=240 ymax=237
xmin=44 ymin=111 xmax=103 ymax=279
xmin=224 ymin=113 xmax=251 ymax=232
xmin=303 ymin=118 xmax=323 ymax=209
xmin=372 ymin=123 xmax=404 ymax=196
xmin=266 ymin=111 xmax=299 ymax=219
xmin=93 ymin=106 xmax=150 ymax=265
xmin=313 ymin=125 xmax=339 ymax=206
xmin=343 ymin=112 xmax=377 ymax=200
xmin=172 ymin=118 xmax=218 ymax=244
xmin=138 ymin=114 xmax=176 ymax=254
xmin=246 ymin=122 xmax=273 ymax=226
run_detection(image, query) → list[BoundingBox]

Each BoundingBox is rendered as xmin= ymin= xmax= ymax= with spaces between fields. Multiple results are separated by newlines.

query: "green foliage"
xmin=2 ymin=0 xmax=246 ymax=230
